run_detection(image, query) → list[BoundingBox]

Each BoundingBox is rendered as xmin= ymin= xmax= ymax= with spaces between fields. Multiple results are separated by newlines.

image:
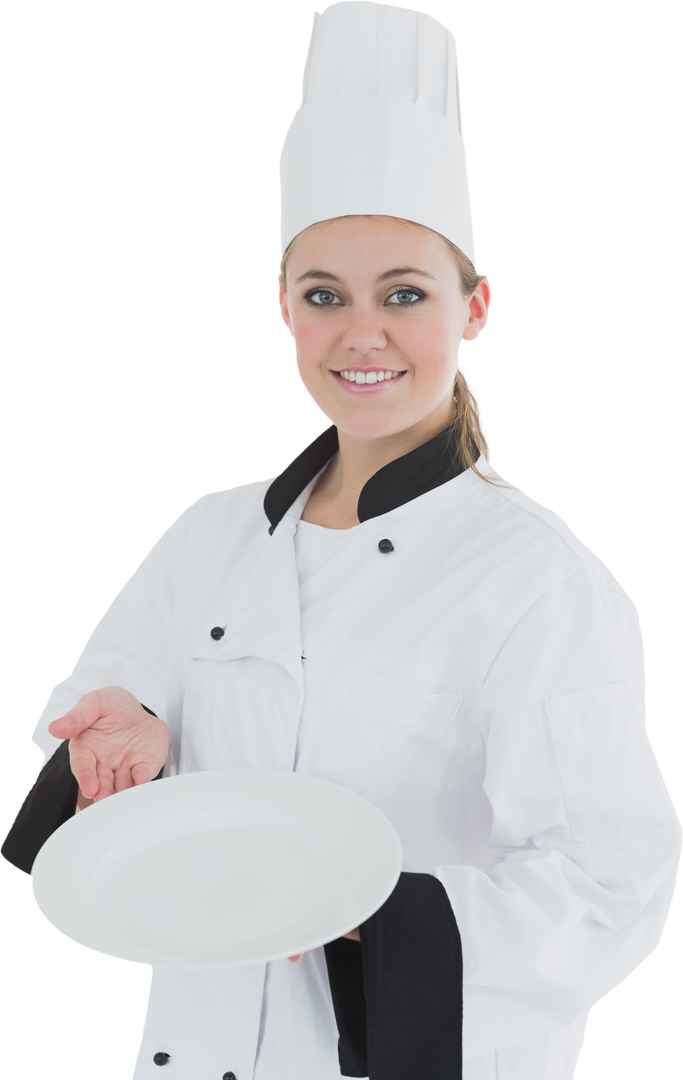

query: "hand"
xmin=288 ymin=927 xmax=360 ymax=963
xmin=48 ymin=686 xmax=169 ymax=803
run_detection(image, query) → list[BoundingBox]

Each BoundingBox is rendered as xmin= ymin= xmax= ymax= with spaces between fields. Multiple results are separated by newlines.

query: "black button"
xmin=222 ymin=1073 xmax=237 ymax=1080
xmin=268 ymin=524 xmax=275 ymax=535
xmin=210 ymin=626 xmax=225 ymax=640
xmin=153 ymin=1052 xmax=170 ymax=1066
xmin=377 ymin=538 xmax=394 ymax=553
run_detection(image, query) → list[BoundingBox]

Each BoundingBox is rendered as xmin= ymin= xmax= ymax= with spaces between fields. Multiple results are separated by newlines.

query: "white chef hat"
xmin=280 ymin=1 xmax=476 ymax=265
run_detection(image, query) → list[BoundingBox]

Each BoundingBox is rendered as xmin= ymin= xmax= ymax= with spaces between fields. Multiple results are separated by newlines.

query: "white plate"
xmin=31 ymin=769 xmax=403 ymax=967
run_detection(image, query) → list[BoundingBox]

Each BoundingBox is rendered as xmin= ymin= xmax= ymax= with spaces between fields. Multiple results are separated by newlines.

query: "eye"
xmin=304 ymin=289 xmax=341 ymax=306
xmin=302 ymin=287 xmax=423 ymax=308
xmin=386 ymin=287 xmax=423 ymax=304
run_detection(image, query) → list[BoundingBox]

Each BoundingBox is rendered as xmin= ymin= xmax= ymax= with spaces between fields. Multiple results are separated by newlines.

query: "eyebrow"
xmin=293 ymin=267 xmax=436 ymax=285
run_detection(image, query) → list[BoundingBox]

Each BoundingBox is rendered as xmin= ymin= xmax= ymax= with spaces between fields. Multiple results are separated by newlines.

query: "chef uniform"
xmin=3 ymin=4 xmax=681 ymax=1080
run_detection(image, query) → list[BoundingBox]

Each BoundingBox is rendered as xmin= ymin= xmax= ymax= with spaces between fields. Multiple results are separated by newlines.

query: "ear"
xmin=464 ymin=280 xmax=490 ymax=343
xmin=276 ymin=278 xmax=291 ymax=332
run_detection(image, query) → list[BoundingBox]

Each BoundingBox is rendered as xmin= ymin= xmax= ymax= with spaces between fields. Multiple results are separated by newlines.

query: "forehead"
xmin=287 ymin=216 xmax=453 ymax=276
xmin=300 ymin=214 xmax=424 ymax=236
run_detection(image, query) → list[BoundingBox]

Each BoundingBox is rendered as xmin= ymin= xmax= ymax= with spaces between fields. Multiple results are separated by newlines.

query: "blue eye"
xmin=386 ymin=289 xmax=423 ymax=306
xmin=304 ymin=289 xmax=341 ymax=306
xmin=302 ymin=287 xmax=423 ymax=308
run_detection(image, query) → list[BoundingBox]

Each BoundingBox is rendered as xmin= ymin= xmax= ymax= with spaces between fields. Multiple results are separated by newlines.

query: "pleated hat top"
xmin=280 ymin=1 xmax=475 ymax=265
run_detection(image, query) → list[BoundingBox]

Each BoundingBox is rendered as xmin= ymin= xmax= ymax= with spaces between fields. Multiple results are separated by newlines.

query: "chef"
xmin=3 ymin=3 xmax=681 ymax=1079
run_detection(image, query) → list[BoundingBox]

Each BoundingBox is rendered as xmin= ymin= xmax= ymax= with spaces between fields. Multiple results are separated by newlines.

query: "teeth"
xmin=337 ymin=369 xmax=403 ymax=381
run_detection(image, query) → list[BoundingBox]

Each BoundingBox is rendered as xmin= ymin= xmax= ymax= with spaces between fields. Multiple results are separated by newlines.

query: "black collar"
xmin=263 ymin=424 xmax=478 ymax=533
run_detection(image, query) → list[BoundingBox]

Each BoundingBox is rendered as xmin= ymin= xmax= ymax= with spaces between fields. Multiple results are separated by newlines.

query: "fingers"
xmin=289 ymin=931 xmax=359 ymax=961
xmin=80 ymin=777 xmax=100 ymax=801
xmin=69 ymin=756 xmax=156 ymax=803
xmin=130 ymin=762 xmax=156 ymax=786
xmin=67 ymin=742 xmax=100 ymax=800
xmin=76 ymin=787 xmax=94 ymax=811
xmin=287 ymin=949 xmax=318 ymax=962
xmin=81 ymin=764 xmax=156 ymax=802
xmin=69 ymin=742 xmax=117 ymax=802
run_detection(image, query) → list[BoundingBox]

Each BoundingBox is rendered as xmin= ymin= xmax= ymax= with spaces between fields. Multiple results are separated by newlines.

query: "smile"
xmin=332 ymin=369 xmax=406 ymax=395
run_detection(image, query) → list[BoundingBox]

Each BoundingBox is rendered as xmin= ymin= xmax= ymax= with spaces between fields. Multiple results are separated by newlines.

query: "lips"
xmin=332 ymin=369 xmax=406 ymax=394
xmin=332 ymin=369 xmax=406 ymax=378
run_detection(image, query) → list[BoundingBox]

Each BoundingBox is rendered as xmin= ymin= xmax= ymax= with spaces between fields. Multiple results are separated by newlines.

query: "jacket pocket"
xmin=545 ymin=681 xmax=672 ymax=848
xmin=350 ymin=669 xmax=463 ymax=728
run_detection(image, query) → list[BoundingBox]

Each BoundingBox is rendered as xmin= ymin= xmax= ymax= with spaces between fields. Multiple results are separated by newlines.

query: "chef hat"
xmin=280 ymin=1 xmax=476 ymax=265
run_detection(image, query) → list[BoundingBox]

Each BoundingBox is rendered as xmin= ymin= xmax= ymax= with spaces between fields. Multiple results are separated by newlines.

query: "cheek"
xmin=292 ymin=316 xmax=334 ymax=370
xmin=402 ymin=319 xmax=456 ymax=379
xmin=290 ymin=308 xmax=460 ymax=391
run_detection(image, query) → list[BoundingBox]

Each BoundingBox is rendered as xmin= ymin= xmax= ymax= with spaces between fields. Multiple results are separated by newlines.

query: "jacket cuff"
xmin=1 ymin=703 xmax=163 ymax=875
xmin=324 ymin=871 xmax=463 ymax=1079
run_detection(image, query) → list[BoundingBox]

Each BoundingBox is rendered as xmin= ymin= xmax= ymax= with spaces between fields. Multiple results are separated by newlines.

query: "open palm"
xmin=48 ymin=685 xmax=169 ymax=802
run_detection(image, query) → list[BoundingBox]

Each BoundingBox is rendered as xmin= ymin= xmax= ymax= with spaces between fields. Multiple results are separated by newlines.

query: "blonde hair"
xmin=280 ymin=216 xmax=494 ymax=484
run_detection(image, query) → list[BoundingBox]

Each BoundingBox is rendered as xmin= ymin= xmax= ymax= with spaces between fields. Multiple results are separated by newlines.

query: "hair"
xmin=280 ymin=215 xmax=496 ymax=485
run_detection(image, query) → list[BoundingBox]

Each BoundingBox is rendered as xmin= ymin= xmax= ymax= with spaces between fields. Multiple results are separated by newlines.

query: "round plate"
xmin=31 ymin=769 xmax=403 ymax=967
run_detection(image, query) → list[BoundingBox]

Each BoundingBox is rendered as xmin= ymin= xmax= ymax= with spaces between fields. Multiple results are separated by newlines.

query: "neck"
xmin=322 ymin=401 xmax=456 ymax=509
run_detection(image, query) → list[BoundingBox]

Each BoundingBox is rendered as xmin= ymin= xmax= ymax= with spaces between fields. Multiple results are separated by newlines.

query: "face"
xmin=279 ymin=215 xmax=490 ymax=443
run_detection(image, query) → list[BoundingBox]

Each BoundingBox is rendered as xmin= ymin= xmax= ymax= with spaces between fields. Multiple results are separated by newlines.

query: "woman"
xmin=2 ymin=210 xmax=678 ymax=1080
xmin=3 ymin=4 xmax=680 ymax=1080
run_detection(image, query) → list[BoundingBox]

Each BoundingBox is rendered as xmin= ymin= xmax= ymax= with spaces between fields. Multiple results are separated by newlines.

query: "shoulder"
xmin=183 ymin=477 xmax=273 ymax=537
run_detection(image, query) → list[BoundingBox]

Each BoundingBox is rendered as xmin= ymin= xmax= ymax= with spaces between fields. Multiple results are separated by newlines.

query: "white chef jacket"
xmin=12 ymin=425 xmax=682 ymax=1080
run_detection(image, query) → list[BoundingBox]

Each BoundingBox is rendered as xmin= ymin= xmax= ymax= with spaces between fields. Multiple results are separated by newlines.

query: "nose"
xmin=341 ymin=317 xmax=386 ymax=354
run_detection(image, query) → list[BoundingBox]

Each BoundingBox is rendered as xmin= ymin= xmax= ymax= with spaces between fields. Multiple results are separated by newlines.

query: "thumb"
xmin=49 ymin=709 xmax=94 ymax=740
